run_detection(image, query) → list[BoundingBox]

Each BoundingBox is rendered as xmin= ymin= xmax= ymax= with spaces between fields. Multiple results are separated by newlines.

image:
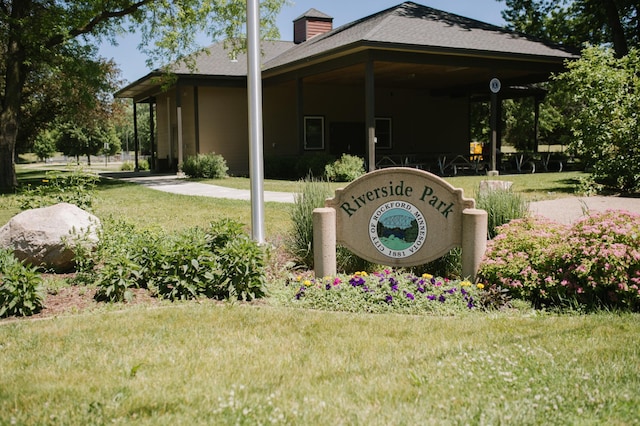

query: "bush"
xmin=325 ymin=154 xmax=366 ymax=182
xmin=181 ymin=153 xmax=228 ymax=179
xmin=18 ymin=168 xmax=98 ymax=211
xmin=0 ymin=249 xmax=45 ymax=318
xmin=120 ymin=159 xmax=150 ymax=172
xmin=138 ymin=159 xmax=150 ymax=171
xmin=91 ymin=218 xmax=266 ymax=303
xmin=120 ymin=161 xmax=135 ymax=171
xmin=478 ymin=212 xmax=640 ymax=311
xmin=475 ymin=186 xmax=529 ymax=238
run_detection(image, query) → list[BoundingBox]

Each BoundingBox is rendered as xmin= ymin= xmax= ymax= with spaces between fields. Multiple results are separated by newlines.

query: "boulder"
xmin=0 ymin=203 xmax=100 ymax=272
xmin=478 ymin=180 xmax=513 ymax=195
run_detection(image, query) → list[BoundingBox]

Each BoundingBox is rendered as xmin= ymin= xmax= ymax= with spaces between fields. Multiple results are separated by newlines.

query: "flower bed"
xmin=478 ymin=210 xmax=640 ymax=311
xmin=285 ymin=270 xmax=484 ymax=315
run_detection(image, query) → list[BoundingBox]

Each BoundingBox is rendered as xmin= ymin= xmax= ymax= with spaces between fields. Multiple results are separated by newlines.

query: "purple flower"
xmin=427 ymin=294 xmax=436 ymax=301
xmin=417 ymin=286 xmax=425 ymax=293
xmin=447 ymin=288 xmax=457 ymax=294
xmin=406 ymin=292 xmax=415 ymax=300
xmin=391 ymin=284 xmax=399 ymax=292
xmin=350 ymin=276 xmax=365 ymax=287
xmin=438 ymin=295 xmax=446 ymax=303
xmin=385 ymin=295 xmax=393 ymax=303
xmin=461 ymin=288 xmax=468 ymax=296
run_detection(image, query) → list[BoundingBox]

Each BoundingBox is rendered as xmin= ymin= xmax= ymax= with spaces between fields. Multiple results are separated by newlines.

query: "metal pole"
xmin=247 ymin=0 xmax=265 ymax=243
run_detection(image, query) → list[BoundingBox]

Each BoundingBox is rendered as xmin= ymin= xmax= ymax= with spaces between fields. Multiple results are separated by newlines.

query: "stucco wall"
xmin=154 ymin=81 xmax=470 ymax=175
xmin=197 ymin=86 xmax=250 ymax=175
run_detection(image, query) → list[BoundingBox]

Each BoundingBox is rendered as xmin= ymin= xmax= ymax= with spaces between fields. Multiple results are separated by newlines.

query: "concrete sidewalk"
xmin=101 ymin=172 xmax=297 ymax=203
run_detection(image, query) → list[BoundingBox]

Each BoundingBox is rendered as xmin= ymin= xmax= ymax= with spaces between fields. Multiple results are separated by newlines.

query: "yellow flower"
xmin=477 ymin=283 xmax=485 ymax=290
xmin=461 ymin=280 xmax=471 ymax=287
xmin=422 ymin=273 xmax=433 ymax=279
xmin=296 ymin=276 xmax=302 ymax=282
xmin=303 ymin=280 xmax=312 ymax=287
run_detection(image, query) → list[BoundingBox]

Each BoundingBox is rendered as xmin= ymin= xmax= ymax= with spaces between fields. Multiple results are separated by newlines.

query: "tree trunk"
xmin=0 ymin=0 xmax=30 ymax=193
xmin=601 ymin=0 xmax=629 ymax=58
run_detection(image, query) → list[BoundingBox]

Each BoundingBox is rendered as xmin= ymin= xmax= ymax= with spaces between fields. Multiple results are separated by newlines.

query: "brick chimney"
xmin=293 ymin=8 xmax=333 ymax=44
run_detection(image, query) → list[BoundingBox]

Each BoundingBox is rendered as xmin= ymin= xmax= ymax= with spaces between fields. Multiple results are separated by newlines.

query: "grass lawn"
xmin=2 ymin=166 xmax=638 ymax=424
xmin=1 ymin=306 xmax=638 ymax=425
xmin=206 ymin=171 xmax=585 ymax=201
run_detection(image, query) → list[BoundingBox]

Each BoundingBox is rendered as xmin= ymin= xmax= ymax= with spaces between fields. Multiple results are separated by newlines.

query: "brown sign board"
xmin=325 ymin=168 xmax=475 ymax=267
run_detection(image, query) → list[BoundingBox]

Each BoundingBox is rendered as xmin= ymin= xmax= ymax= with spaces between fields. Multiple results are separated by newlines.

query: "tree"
xmin=554 ymin=46 xmax=640 ymax=191
xmin=500 ymin=0 xmax=639 ymax=57
xmin=32 ymin=129 xmax=58 ymax=162
xmin=0 ymin=0 xmax=285 ymax=192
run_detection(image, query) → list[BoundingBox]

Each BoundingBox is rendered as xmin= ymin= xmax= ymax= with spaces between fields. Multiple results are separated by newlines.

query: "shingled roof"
xmin=116 ymin=1 xmax=576 ymax=100
xmin=264 ymin=1 xmax=575 ymax=73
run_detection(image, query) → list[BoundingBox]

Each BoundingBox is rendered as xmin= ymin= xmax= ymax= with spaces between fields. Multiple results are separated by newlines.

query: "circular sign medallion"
xmin=369 ymin=201 xmax=428 ymax=259
xmin=489 ymin=78 xmax=501 ymax=94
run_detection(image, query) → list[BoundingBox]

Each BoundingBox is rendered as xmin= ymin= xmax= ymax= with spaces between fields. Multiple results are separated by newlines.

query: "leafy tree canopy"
xmin=500 ymin=0 xmax=639 ymax=57
xmin=553 ymin=46 xmax=640 ymax=192
xmin=0 ymin=0 xmax=286 ymax=192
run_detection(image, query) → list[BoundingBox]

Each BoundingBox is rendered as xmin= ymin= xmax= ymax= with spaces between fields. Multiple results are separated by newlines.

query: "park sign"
xmin=313 ymin=168 xmax=488 ymax=279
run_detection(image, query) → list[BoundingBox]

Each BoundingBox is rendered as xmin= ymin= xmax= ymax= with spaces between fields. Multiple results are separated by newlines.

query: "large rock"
xmin=0 ymin=203 xmax=100 ymax=272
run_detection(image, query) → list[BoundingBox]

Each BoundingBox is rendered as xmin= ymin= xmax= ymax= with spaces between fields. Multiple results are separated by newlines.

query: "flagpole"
xmin=246 ymin=0 xmax=265 ymax=243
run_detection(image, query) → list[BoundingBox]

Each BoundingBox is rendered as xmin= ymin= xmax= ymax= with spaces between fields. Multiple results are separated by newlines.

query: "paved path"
xmin=104 ymin=172 xmax=640 ymax=223
xmin=102 ymin=172 xmax=297 ymax=203
xmin=528 ymin=195 xmax=640 ymax=225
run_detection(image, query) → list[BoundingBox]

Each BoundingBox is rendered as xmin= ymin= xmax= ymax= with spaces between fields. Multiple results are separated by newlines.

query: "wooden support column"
xmin=176 ymin=87 xmax=184 ymax=170
xmin=133 ymin=102 xmax=139 ymax=171
xmin=297 ymin=77 xmax=304 ymax=153
xmin=365 ymin=60 xmax=376 ymax=172
xmin=149 ymin=101 xmax=155 ymax=171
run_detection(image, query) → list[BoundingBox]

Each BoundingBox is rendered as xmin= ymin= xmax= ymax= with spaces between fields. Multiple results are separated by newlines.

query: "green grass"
xmin=3 ymin=165 xmax=635 ymax=424
xmin=93 ymin=179 xmax=292 ymax=237
xmin=1 ymin=306 xmax=638 ymax=425
xmin=209 ymin=171 xmax=585 ymax=201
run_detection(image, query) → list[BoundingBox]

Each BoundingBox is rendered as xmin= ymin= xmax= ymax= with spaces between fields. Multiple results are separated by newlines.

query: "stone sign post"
xmin=313 ymin=168 xmax=487 ymax=280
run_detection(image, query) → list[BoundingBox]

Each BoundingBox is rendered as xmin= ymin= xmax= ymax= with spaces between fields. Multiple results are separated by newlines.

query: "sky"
xmin=98 ymin=0 xmax=507 ymax=84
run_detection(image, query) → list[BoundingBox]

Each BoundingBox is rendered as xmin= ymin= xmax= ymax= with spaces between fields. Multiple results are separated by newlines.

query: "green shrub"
xmin=478 ymin=211 xmax=640 ymax=311
xmin=18 ymin=168 xmax=98 ymax=210
xmin=91 ymin=218 xmax=265 ymax=303
xmin=325 ymin=154 xmax=366 ymax=182
xmin=214 ymin=236 xmax=267 ymax=300
xmin=152 ymin=228 xmax=219 ymax=301
xmin=120 ymin=161 xmax=135 ymax=171
xmin=0 ymin=249 xmax=45 ymax=318
xmin=181 ymin=153 xmax=228 ymax=179
xmin=475 ymin=186 xmax=529 ymax=238
xmin=138 ymin=159 xmax=150 ymax=171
